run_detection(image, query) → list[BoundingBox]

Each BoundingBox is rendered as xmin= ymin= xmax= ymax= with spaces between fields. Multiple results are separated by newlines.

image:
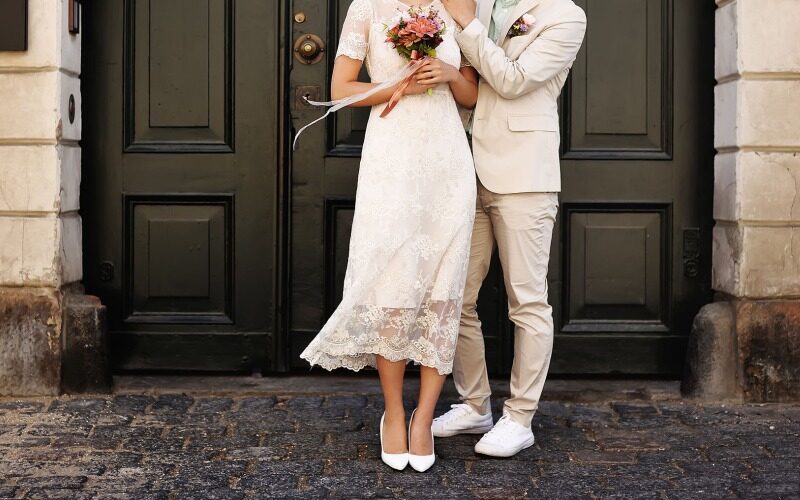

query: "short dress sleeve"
xmin=336 ymin=0 xmax=373 ymax=61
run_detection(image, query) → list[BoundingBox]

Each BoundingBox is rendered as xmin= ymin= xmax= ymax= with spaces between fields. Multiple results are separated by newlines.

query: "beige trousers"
xmin=452 ymin=181 xmax=559 ymax=428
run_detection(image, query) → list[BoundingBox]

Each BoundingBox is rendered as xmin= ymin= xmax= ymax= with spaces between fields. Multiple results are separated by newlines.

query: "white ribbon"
xmin=292 ymin=60 xmax=419 ymax=151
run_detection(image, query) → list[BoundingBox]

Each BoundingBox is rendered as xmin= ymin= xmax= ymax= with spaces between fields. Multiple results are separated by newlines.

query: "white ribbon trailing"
xmin=292 ymin=60 xmax=422 ymax=151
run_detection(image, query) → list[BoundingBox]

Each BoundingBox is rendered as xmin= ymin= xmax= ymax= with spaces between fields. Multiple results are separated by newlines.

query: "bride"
xmin=300 ymin=0 xmax=478 ymax=473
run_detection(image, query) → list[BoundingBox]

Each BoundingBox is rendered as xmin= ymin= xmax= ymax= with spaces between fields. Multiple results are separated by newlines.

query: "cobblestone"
xmin=0 ymin=380 xmax=799 ymax=499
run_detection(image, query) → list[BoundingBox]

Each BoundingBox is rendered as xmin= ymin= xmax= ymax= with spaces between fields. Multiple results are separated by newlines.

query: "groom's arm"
xmin=456 ymin=10 xmax=586 ymax=100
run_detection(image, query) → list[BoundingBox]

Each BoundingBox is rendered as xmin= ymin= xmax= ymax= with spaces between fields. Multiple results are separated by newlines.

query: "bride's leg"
xmin=411 ymin=365 xmax=446 ymax=455
xmin=376 ymin=355 xmax=408 ymax=453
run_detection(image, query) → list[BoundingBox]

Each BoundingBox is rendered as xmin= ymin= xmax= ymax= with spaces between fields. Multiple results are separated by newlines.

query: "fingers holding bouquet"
xmin=404 ymin=77 xmax=436 ymax=96
xmin=415 ymin=59 xmax=460 ymax=86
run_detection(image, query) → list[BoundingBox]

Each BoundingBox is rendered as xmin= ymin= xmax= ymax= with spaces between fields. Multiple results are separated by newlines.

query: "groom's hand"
xmin=441 ymin=0 xmax=477 ymax=28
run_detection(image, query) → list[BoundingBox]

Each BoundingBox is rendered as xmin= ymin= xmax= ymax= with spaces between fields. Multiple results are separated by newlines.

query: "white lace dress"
xmin=300 ymin=0 xmax=476 ymax=375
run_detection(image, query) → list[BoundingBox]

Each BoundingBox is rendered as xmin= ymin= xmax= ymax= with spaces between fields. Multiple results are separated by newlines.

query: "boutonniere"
xmin=508 ymin=14 xmax=536 ymax=38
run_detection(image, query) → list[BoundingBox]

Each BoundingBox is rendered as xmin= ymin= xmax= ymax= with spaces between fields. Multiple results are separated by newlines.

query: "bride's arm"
xmin=415 ymin=60 xmax=479 ymax=109
xmin=332 ymin=56 xmax=434 ymax=107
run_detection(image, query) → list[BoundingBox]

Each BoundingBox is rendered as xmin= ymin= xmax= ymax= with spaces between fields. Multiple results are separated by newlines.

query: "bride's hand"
xmin=403 ymin=79 xmax=436 ymax=95
xmin=415 ymin=59 xmax=460 ymax=86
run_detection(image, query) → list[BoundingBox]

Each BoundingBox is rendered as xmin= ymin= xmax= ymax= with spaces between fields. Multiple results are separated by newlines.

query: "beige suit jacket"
xmin=456 ymin=0 xmax=586 ymax=194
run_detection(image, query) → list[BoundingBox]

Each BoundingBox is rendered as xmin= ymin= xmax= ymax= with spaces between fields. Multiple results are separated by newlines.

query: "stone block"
xmin=714 ymin=80 xmax=738 ymax=150
xmin=0 ymin=71 xmax=59 ymax=141
xmin=60 ymin=213 xmax=82 ymax=284
xmin=0 ymin=287 xmax=61 ymax=396
xmin=741 ymin=225 xmax=800 ymax=297
xmin=21 ymin=216 xmax=60 ymax=286
xmin=712 ymin=224 xmax=741 ymax=296
xmin=59 ymin=145 xmax=81 ymax=213
xmin=715 ymin=80 xmax=800 ymax=149
xmin=713 ymin=152 xmax=737 ymax=223
xmin=61 ymin=293 xmax=110 ymax=394
xmin=714 ymin=223 xmax=800 ymax=298
xmin=681 ymin=302 xmax=740 ymax=400
xmin=0 ymin=145 xmax=60 ymax=213
xmin=0 ymin=217 xmax=24 ymax=285
xmin=716 ymin=0 xmax=800 ymax=78
xmin=739 ymin=0 xmax=800 ymax=74
xmin=0 ymin=214 xmax=80 ymax=287
xmin=738 ymin=152 xmax=800 ymax=222
xmin=714 ymin=152 xmax=800 ymax=224
xmin=735 ymin=299 xmax=800 ymax=401
xmin=740 ymin=80 xmax=800 ymax=148
xmin=0 ymin=216 xmax=58 ymax=286
xmin=714 ymin=0 xmax=738 ymax=81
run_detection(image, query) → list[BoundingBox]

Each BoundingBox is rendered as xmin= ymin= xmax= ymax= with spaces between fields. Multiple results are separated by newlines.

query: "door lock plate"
xmin=682 ymin=228 xmax=700 ymax=278
xmin=295 ymin=85 xmax=321 ymax=109
xmin=99 ymin=261 xmax=115 ymax=282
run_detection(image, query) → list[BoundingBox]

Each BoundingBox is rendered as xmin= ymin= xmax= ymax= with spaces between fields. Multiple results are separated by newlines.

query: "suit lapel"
xmin=476 ymin=0 xmax=494 ymax=31
xmin=497 ymin=0 xmax=539 ymax=46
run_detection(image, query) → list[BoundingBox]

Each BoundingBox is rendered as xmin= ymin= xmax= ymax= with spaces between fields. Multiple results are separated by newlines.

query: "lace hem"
xmin=300 ymin=336 xmax=454 ymax=376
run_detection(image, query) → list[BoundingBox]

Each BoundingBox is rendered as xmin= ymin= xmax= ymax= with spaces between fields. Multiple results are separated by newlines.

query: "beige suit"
xmin=452 ymin=0 xmax=586 ymax=427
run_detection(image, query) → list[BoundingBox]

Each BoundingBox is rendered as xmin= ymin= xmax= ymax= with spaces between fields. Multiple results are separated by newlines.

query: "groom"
xmin=435 ymin=0 xmax=586 ymax=457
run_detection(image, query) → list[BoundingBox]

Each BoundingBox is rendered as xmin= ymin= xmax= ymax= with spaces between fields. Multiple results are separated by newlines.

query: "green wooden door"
xmin=288 ymin=0 xmax=713 ymax=376
xmin=81 ymin=0 xmax=283 ymax=371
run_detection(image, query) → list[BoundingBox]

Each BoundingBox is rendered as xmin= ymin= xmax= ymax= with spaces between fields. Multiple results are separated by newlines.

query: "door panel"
xmin=125 ymin=0 xmax=233 ymax=151
xmin=565 ymin=207 xmax=668 ymax=329
xmin=82 ymin=0 xmax=282 ymax=371
xmin=566 ymin=0 xmax=670 ymax=158
xmin=288 ymin=0 xmax=713 ymax=376
xmin=124 ymin=196 xmax=233 ymax=325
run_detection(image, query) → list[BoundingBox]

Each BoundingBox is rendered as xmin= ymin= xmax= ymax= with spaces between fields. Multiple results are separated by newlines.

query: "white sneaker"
xmin=432 ymin=404 xmax=494 ymax=438
xmin=474 ymin=414 xmax=535 ymax=457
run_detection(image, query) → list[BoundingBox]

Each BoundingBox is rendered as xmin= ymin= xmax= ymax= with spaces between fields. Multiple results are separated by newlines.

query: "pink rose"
xmin=522 ymin=14 xmax=536 ymax=26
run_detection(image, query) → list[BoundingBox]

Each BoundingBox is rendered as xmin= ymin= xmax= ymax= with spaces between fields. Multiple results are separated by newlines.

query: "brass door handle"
xmin=294 ymin=34 xmax=325 ymax=65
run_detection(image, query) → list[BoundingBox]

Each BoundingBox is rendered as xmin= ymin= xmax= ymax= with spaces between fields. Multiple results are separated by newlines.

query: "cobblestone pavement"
xmin=1 ymin=377 xmax=799 ymax=499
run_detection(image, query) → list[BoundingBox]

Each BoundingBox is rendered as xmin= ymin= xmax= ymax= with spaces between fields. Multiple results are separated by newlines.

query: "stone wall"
xmin=0 ymin=0 xmax=83 ymax=395
xmin=684 ymin=0 xmax=800 ymax=402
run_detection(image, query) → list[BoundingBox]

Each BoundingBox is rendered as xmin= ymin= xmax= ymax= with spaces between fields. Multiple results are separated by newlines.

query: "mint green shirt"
xmin=488 ymin=0 xmax=522 ymax=43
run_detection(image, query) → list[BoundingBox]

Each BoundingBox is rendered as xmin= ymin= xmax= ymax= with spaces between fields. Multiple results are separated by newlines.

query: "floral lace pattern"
xmin=301 ymin=0 xmax=476 ymax=376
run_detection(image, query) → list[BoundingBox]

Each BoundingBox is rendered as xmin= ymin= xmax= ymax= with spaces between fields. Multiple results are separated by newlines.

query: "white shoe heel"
xmin=380 ymin=412 xmax=409 ymax=471
xmin=408 ymin=409 xmax=436 ymax=472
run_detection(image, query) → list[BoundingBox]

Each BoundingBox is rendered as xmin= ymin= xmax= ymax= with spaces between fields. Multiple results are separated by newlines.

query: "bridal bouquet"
xmin=385 ymin=6 xmax=447 ymax=61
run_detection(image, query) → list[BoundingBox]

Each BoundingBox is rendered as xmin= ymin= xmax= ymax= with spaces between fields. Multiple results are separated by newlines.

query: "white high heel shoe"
xmin=380 ymin=412 xmax=409 ymax=471
xmin=408 ymin=409 xmax=436 ymax=472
